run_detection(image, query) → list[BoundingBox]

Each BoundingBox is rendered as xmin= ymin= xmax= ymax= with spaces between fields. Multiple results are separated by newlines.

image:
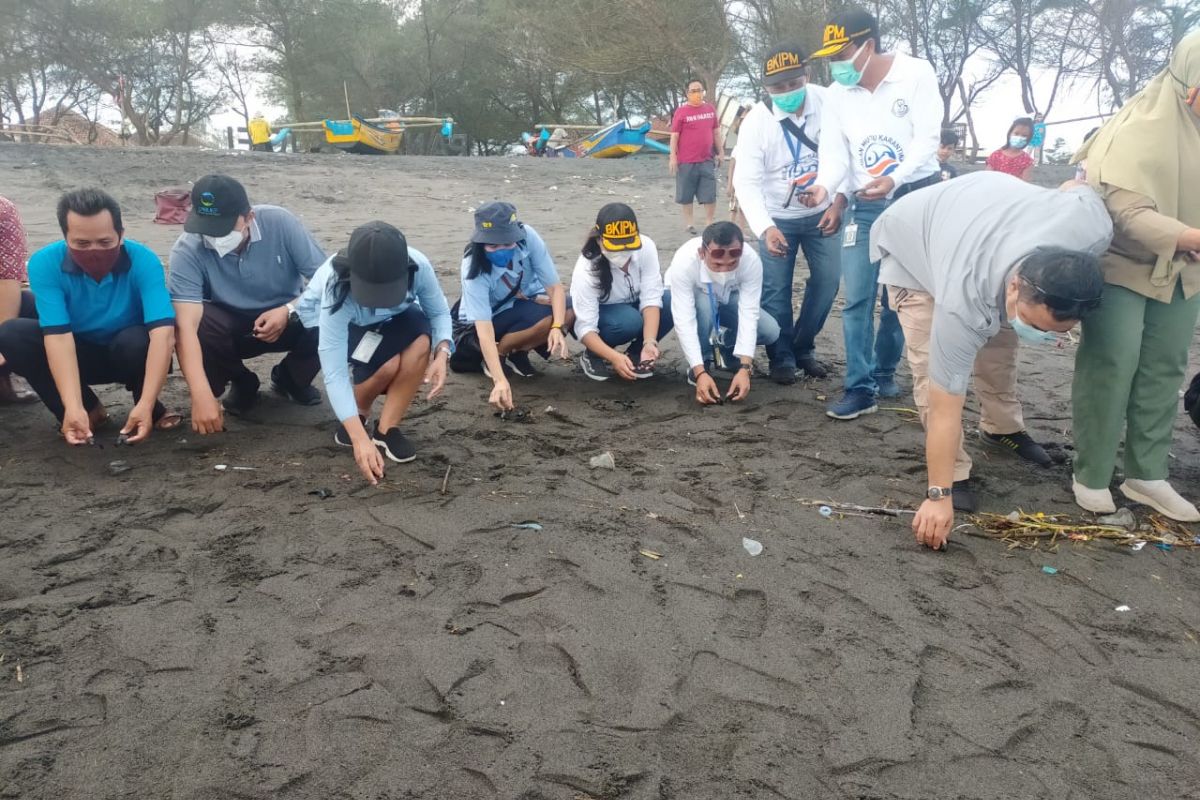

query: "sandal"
xmin=152 ymin=403 xmax=184 ymax=431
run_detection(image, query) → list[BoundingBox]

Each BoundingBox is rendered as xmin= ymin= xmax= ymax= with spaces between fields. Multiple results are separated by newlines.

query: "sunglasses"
xmin=705 ymin=245 xmax=743 ymax=259
xmin=1022 ymin=278 xmax=1102 ymax=313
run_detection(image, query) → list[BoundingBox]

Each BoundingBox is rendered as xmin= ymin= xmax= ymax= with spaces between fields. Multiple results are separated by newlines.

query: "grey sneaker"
xmin=579 ymin=351 xmax=610 ymax=382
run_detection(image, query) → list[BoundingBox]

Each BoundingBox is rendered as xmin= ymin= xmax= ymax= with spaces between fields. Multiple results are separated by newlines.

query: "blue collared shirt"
xmin=28 ymin=239 xmax=175 ymax=343
xmin=457 ymin=224 xmax=559 ymax=322
xmin=296 ymin=247 xmax=451 ymax=422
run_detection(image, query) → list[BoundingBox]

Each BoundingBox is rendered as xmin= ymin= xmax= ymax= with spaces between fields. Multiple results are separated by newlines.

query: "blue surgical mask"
xmin=830 ymin=43 xmax=869 ymax=87
xmin=771 ymin=86 xmax=807 ymax=114
xmin=485 ymin=246 xmax=517 ymax=267
xmin=1008 ymin=135 xmax=1029 ymax=149
xmin=1011 ymin=312 xmax=1057 ymax=345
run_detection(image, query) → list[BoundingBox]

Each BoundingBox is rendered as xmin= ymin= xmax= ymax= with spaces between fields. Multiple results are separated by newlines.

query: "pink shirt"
xmin=986 ymin=148 xmax=1034 ymax=179
xmin=671 ymin=102 xmax=718 ymax=164
xmin=0 ymin=196 xmax=26 ymax=281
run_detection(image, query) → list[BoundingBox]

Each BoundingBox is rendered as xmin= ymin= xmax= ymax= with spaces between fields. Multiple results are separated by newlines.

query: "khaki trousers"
xmin=889 ymin=284 xmax=1024 ymax=481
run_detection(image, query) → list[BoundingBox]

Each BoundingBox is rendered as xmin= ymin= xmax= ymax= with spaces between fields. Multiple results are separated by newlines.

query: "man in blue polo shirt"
xmin=169 ymin=174 xmax=326 ymax=434
xmin=0 ymin=188 xmax=177 ymax=444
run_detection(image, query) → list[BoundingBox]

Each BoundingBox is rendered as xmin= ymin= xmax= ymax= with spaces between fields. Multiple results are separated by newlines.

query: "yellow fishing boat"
xmin=577 ymin=120 xmax=651 ymax=159
xmin=322 ymin=115 xmax=402 ymax=155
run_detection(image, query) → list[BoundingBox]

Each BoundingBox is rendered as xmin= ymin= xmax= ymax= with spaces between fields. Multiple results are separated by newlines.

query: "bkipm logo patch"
xmin=197 ymin=191 xmax=219 ymax=216
xmin=892 ymin=99 xmax=909 ymax=117
xmin=859 ymin=135 xmax=905 ymax=177
xmin=766 ymin=51 xmax=802 ymax=76
xmin=481 ymin=221 xmax=493 ymax=228
xmin=823 ymin=24 xmax=847 ymax=45
xmin=604 ymin=220 xmax=638 ymax=239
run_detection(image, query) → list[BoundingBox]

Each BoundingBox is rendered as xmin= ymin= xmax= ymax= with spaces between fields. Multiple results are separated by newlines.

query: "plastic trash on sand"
xmin=742 ymin=537 xmax=763 ymax=556
xmin=589 ymin=452 xmax=615 ymax=470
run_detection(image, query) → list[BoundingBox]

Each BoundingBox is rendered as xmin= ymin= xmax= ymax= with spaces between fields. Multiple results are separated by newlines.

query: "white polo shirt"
xmin=814 ymin=52 xmax=942 ymax=198
xmin=569 ymin=234 xmax=664 ymax=340
xmin=665 ymin=238 xmax=764 ymax=369
xmin=731 ymin=86 xmax=831 ymax=237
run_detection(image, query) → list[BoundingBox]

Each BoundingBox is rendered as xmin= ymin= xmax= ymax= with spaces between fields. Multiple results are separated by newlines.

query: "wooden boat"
xmin=577 ymin=120 xmax=651 ymax=159
xmin=322 ymin=115 xmax=402 ymax=155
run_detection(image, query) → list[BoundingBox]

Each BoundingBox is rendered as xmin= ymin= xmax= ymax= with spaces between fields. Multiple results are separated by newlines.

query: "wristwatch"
xmin=436 ymin=342 xmax=453 ymax=357
xmin=738 ymin=363 xmax=752 ymax=372
xmin=927 ymin=486 xmax=953 ymax=501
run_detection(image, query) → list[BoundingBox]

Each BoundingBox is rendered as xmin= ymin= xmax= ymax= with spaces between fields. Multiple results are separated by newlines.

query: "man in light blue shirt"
xmin=168 ymin=174 xmax=326 ymax=433
xmin=296 ymin=221 xmax=452 ymax=481
xmin=0 ymin=189 xmax=177 ymax=445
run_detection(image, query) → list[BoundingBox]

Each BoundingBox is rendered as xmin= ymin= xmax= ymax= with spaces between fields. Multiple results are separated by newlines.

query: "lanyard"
xmin=706 ymin=281 xmax=722 ymax=337
xmin=782 ymin=128 xmax=803 ymax=168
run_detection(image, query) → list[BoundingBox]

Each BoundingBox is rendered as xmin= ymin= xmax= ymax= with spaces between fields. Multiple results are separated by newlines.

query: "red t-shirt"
xmin=986 ymin=148 xmax=1034 ymax=179
xmin=671 ymin=102 xmax=718 ymax=164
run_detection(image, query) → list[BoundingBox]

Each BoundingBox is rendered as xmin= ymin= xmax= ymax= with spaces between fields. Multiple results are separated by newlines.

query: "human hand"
xmin=726 ymin=368 xmax=750 ymax=402
xmin=489 ymin=379 xmax=514 ymax=411
xmin=424 ymin=351 xmax=448 ymax=400
xmin=353 ymin=438 xmax=385 ymax=485
xmin=695 ymin=372 xmax=721 ymax=405
xmin=191 ymin=393 xmax=225 ymax=435
xmin=913 ymin=498 xmax=954 ymax=550
xmin=252 ymin=306 xmax=290 ymax=343
xmin=764 ymin=226 xmax=787 ymax=257
xmin=120 ymin=403 xmax=155 ymax=444
xmin=857 ymin=176 xmax=895 ymax=200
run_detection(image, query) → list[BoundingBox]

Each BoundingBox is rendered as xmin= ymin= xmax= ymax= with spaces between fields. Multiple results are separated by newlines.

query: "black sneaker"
xmin=505 ymin=351 xmax=537 ymax=378
xmin=271 ymin=364 xmax=322 ymax=406
xmin=795 ymin=355 xmax=829 ymax=379
xmin=579 ymin=352 xmax=610 ymax=381
xmin=372 ymin=424 xmax=417 ymax=463
xmin=334 ymin=415 xmax=368 ymax=447
xmin=980 ymin=430 xmax=1052 ymax=467
xmin=223 ymin=371 xmax=261 ymax=415
xmin=769 ymin=363 xmax=797 ymax=385
xmin=952 ymin=479 xmax=978 ymax=513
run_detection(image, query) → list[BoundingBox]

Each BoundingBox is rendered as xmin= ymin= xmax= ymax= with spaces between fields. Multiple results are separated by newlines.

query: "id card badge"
xmin=842 ymin=222 xmax=859 ymax=248
xmin=351 ymin=330 xmax=384 ymax=363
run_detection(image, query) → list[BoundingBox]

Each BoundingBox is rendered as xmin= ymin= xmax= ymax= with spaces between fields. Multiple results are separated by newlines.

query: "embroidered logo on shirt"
xmin=780 ymin=153 xmax=820 ymax=188
xmin=892 ymin=99 xmax=909 ymax=117
xmin=858 ymin=136 xmax=905 ymax=177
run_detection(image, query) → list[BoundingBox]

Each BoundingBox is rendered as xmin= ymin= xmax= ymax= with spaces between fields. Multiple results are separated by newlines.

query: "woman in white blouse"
xmin=569 ymin=204 xmax=673 ymax=381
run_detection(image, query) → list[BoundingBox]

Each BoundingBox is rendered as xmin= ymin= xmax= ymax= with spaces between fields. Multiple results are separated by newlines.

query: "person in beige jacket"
xmin=1070 ymin=31 xmax=1200 ymax=521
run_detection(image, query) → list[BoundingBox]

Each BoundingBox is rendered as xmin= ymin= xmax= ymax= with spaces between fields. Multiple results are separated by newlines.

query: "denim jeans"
xmin=595 ymin=291 xmax=675 ymax=349
xmin=692 ymin=288 xmax=781 ymax=363
xmin=841 ymin=199 xmax=904 ymax=394
xmin=757 ymin=212 xmax=843 ymax=368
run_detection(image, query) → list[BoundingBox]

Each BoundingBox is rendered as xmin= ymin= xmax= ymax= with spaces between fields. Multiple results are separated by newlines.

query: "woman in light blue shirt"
xmin=296 ymin=221 xmax=452 ymax=484
xmin=453 ymin=201 xmax=571 ymax=411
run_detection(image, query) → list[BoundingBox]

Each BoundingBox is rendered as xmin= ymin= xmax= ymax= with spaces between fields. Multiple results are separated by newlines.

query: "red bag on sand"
xmin=154 ymin=189 xmax=191 ymax=224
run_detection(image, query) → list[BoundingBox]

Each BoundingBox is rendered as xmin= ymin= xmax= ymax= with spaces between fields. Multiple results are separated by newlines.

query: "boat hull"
xmin=578 ymin=121 xmax=651 ymax=159
xmin=323 ymin=116 xmax=402 ymax=155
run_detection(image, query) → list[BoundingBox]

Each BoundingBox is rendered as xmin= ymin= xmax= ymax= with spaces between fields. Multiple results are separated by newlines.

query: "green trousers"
xmin=1072 ymin=282 xmax=1200 ymax=488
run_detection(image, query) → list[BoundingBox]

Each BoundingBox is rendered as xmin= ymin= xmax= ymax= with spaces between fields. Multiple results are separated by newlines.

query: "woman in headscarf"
xmin=1070 ymin=31 xmax=1200 ymax=520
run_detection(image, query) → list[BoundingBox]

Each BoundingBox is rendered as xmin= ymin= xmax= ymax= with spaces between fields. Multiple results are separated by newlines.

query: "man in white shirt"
xmin=802 ymin=8 xmax=943 ymax=421
xmin=666 ymin=221 xmax=780 ymax=405
xmin=733 ymin=41 xmax=846 ymax=385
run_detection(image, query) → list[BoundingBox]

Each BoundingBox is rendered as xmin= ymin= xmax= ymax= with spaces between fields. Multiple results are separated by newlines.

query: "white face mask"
xmin=604 ymin=250 xmax=633 ymax=269
xmin=204 ymin=227 xmax=246 ymax=258
xmin=705 ymin=266 xmax=735 ymax=286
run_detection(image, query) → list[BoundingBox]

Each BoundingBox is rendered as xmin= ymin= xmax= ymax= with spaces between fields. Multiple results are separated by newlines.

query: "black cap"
xmin=594 ymin=203 xmax=642 ymax=251
xmin=472 ymin=201 xmax=522 ymax=244
xmin=762 ymin=41 xmax=808 ymax=86
xmin=811 ymin=8 xmax=879 ymax=59
xmin=332 ymin=221 xmax=411 ymax=308
xmin=184 ymin=175 xmax=251 ymax=236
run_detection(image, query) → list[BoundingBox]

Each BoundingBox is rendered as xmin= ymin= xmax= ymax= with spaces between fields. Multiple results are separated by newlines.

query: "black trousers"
xmin=0 ymin=290 xmax=38 ymax=380
xmin=0 ymin=317 xmax=160 ymax=421
xmin=196 ymin=303 xmax=320 ymax=397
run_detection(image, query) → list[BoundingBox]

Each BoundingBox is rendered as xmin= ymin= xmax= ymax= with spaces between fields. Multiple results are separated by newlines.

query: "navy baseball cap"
xmin=332 ymin=221 xmax=411 ymax=308
xmin=184 ymin=175 xmax=251 ymax=236
xmin=472 ymin=201 xmax=522 ymax=244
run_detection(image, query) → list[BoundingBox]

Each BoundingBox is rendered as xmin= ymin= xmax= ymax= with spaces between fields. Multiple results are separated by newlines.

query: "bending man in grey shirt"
xmin=871 ymin=172 xmax=1112 ymax=549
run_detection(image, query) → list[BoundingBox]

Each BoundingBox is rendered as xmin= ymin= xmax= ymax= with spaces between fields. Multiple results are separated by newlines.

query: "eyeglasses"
xmin=705 ymin=245 xmax=743 ymax=259
xmin=1022 ymin=278 xmax=1102 ymax=313
xmin=687 ymin=88 xmax=704 ymax=95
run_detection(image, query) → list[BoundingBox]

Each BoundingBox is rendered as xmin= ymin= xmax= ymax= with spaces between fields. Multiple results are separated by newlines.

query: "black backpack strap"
xmin=779 ymin=117 xmax=819 ymax=154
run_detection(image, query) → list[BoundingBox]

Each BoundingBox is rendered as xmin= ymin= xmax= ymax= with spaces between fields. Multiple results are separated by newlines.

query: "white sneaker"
xmin=1073 ymin=475 xmax=1116 ymax=514
xmin=1120 ymin=479 xmax=1200 ymax=522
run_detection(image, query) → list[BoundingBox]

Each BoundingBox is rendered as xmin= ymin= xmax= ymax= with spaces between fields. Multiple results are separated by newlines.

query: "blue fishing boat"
xmin=577 ymin=120 xmax=652 ymax=159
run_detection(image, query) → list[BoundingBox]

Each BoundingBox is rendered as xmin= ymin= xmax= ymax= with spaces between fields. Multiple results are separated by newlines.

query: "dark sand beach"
xmin=1 ymin=144 xmax=1199 ymax=799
